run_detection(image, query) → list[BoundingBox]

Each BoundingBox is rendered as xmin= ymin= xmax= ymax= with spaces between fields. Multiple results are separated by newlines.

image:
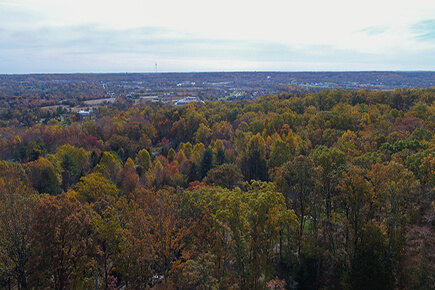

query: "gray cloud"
xmin=1 ymin=24 xmax=299 ymax=59
xmin=2 ymin=23 xmax=435 ymax=73
xmin=411 ymin=19 xmax=435 ymax=42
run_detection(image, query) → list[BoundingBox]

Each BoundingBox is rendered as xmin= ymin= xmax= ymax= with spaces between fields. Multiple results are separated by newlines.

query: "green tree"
xmin=39 ymin=166 xmax=62 ymax=195
xmin=214 ymin=186 xmax=250 ymax=287
xmin=199 ymin=148 xmax=215 ymax=180
xmin=215 ymin=147 xmax=229 ymax=166
xmin=204 ymin=163 xmax=243 ymax=189
xmin=337 ymin=166 xmax=372 ymax=259
xmin=350 ymin=223 xmax=392 ymax=290
xmin=55 ymin=144 xmax=90 ymax=175
xmin=179 ymin=253 xmax=218 ymax=289
xmin=93 ymin=206 xmax=124 ymax=290
xmin=75 ymin=172 xmax=118 ymax=204
xmin=268 ymin=140 xmax=292 ymax=170
xmin=24 ymin=138 xmax=46 ymax=162
xmin=194 ymin=123 xmax=212 ymax=145
xmin=213 ymin=181 xmax=296 ymax=288
xmin=241 ymin=134 xmax=268 ymax=181
xmin=409 ymin=127 xmax=433 ymax=141
xmin=136 ymin=148 xmax=152 ymax=173
xmin=310 ymin=146 xmax=345 ymax=219
xmin=167 ymin=148 xmax=176 ymax=162
xmin=244 ymin=181 xmax=294 ymax=289
xmin=96 ymin=151 xmax=122 ymax=185
xmin=278 ymin=155 xmax=318 ymax=254
xmin=370 ymin=162 xmax=419 ymax=265
xmin=310 ymin=146 xmax=346 ymax=288
xmin=26 ymin=157 xmax=62 ymax=195
xmin=61 ymin=154 xmax=80 ymax=191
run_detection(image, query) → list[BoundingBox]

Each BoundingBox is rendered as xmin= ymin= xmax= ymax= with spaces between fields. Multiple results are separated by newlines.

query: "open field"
xmin=40 ymin=97 xmax=117 ymax=111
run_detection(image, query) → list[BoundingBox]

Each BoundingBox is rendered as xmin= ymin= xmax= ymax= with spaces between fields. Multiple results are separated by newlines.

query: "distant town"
xmin=1 ymin=71 xmax=434 ymax=118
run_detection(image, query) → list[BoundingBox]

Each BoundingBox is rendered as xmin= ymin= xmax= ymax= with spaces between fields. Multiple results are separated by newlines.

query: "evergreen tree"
xmin=215 ymin=147 xmax=229 ymax=166
xmin=199 ymin=148 xmax=214 ymax=180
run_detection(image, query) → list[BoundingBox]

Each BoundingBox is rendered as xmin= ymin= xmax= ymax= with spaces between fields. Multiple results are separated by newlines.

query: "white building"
xmin=175 ymin=96 xmax=204 ymax=106
xmin=78 ymin=109 xmax=92 ymax=117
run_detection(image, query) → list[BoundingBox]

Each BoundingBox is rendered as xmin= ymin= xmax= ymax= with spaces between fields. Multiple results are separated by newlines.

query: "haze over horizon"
xmin=2 ymin=0 xmax=435 ymax=74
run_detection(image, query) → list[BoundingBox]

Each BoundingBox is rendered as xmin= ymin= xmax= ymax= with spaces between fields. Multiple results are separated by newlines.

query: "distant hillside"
xmin=1 ymin=71 xmax=435 ymax=90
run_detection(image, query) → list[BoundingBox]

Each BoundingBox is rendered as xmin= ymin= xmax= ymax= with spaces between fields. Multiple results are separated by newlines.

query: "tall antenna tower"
xmin=155 ymin=62 xmax=157 ymax=73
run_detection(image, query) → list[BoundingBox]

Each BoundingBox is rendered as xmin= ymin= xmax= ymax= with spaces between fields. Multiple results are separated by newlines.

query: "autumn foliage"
xmin=0 ymin=87 xmax=434 ymax=289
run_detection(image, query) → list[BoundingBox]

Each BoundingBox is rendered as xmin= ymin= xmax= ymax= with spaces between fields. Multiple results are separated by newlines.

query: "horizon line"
xmin=2 ymin=70 xmax=435 ymax=76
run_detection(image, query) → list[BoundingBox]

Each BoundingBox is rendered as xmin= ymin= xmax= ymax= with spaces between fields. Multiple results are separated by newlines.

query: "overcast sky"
xmin=1 ymin=0 xmax=435 ymax=73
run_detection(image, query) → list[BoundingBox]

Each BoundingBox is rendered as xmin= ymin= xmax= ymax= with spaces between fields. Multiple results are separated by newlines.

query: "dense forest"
xmin=0 ymin=86 xmax=434 ymax=289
